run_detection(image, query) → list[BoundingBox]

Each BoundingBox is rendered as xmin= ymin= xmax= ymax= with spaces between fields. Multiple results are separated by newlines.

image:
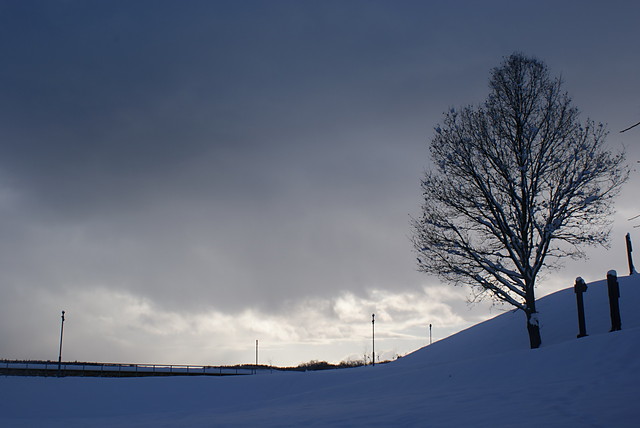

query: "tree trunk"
xmin=526 ymin=311 xmax=541 ymax=349
xmin=524 ymin=281 xmax=541 ymax=349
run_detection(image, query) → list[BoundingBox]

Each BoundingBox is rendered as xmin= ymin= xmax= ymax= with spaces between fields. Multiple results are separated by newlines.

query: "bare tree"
xmin=412 ymin=53 xmax=628 ymax=349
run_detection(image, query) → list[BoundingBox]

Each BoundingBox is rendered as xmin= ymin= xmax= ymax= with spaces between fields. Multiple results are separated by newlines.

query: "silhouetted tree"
xmin=413 ymin=53 xmax=628 ymax=349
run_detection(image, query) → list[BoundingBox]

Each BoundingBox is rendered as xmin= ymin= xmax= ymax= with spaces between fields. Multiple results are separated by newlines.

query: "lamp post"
xmin=58 ymin=310 xmax=65 ymax=376
xmin=371 ymin=313 xmax=375 ymax=367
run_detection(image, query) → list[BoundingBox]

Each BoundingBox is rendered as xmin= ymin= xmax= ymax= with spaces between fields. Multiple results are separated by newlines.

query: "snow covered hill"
xmin=1 ymin=274 xmax=639 ymax=427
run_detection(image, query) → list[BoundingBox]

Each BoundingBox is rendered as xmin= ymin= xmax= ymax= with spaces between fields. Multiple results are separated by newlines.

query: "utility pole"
xmin=371 ymin=313 xmax=375 ymax=366
xmin=429 ymin=323 xmax=432 ymax=345
xmin=255 ymin=339 xmax=258 ymax=373
xmin=58 ymin=310 xmax=65 ymax=377
xmin=626 ymin=233 xmax=637 ymax=275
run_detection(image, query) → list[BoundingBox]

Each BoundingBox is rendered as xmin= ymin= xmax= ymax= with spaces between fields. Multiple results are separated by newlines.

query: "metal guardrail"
xmin=0 ymin=360 xmax=264 ymax=377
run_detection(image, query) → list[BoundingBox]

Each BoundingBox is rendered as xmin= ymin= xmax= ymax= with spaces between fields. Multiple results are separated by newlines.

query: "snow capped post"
xmin=57 ymin=310 xmax=65 ymax=377
xmin=574 ymin=277 xmax=588 ymax=338
xmin=371 ymin=314 xmax=375 ymax=367
xmin=606 ymin=271 xmax=622 ymax=332
xmin=625 ymin=233 xmax=637 ymax=275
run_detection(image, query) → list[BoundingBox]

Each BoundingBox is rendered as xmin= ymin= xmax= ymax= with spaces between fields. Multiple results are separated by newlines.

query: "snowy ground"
xmin=1 ymin=275 xmax=639 ymax=427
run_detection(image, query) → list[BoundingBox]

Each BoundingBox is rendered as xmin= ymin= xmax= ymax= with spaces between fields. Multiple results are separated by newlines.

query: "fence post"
xmin=574 ymin=277 xmax=588 ymax=338
xmin=607 ymin=270 xmax=622 ymax=331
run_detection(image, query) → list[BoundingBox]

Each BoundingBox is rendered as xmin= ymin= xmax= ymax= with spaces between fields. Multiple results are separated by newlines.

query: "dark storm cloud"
xmin=0 ymin=0 xmax=457 ymax=313
xmin=0 ymin=1 xmax=433 ymax=218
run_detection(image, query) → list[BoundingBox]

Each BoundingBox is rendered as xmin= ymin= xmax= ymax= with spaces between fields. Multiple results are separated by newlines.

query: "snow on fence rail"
xmin=0 ymin=360 xmax=262 ymax=377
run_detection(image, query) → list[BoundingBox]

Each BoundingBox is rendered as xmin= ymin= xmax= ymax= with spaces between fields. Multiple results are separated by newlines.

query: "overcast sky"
xmin=1 ymin=0 xmax=639 ymax=366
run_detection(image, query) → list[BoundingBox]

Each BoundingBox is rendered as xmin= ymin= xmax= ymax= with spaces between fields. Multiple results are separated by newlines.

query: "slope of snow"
xmin=399 ymin=274 xmax=640 ymax=366
xmin=1 ymin=275 xmax=639 ymax=427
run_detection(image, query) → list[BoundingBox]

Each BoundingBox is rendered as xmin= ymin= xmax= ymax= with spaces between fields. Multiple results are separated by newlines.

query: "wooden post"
xmin=607 ymin=270 xmax=622 ymax=331
xmin=574 ymin=277 xmax=588 ymax=338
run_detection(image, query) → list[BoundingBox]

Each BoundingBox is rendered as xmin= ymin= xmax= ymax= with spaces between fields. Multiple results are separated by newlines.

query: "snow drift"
xmin=1 ymin=275 xmax=639 ymax=427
